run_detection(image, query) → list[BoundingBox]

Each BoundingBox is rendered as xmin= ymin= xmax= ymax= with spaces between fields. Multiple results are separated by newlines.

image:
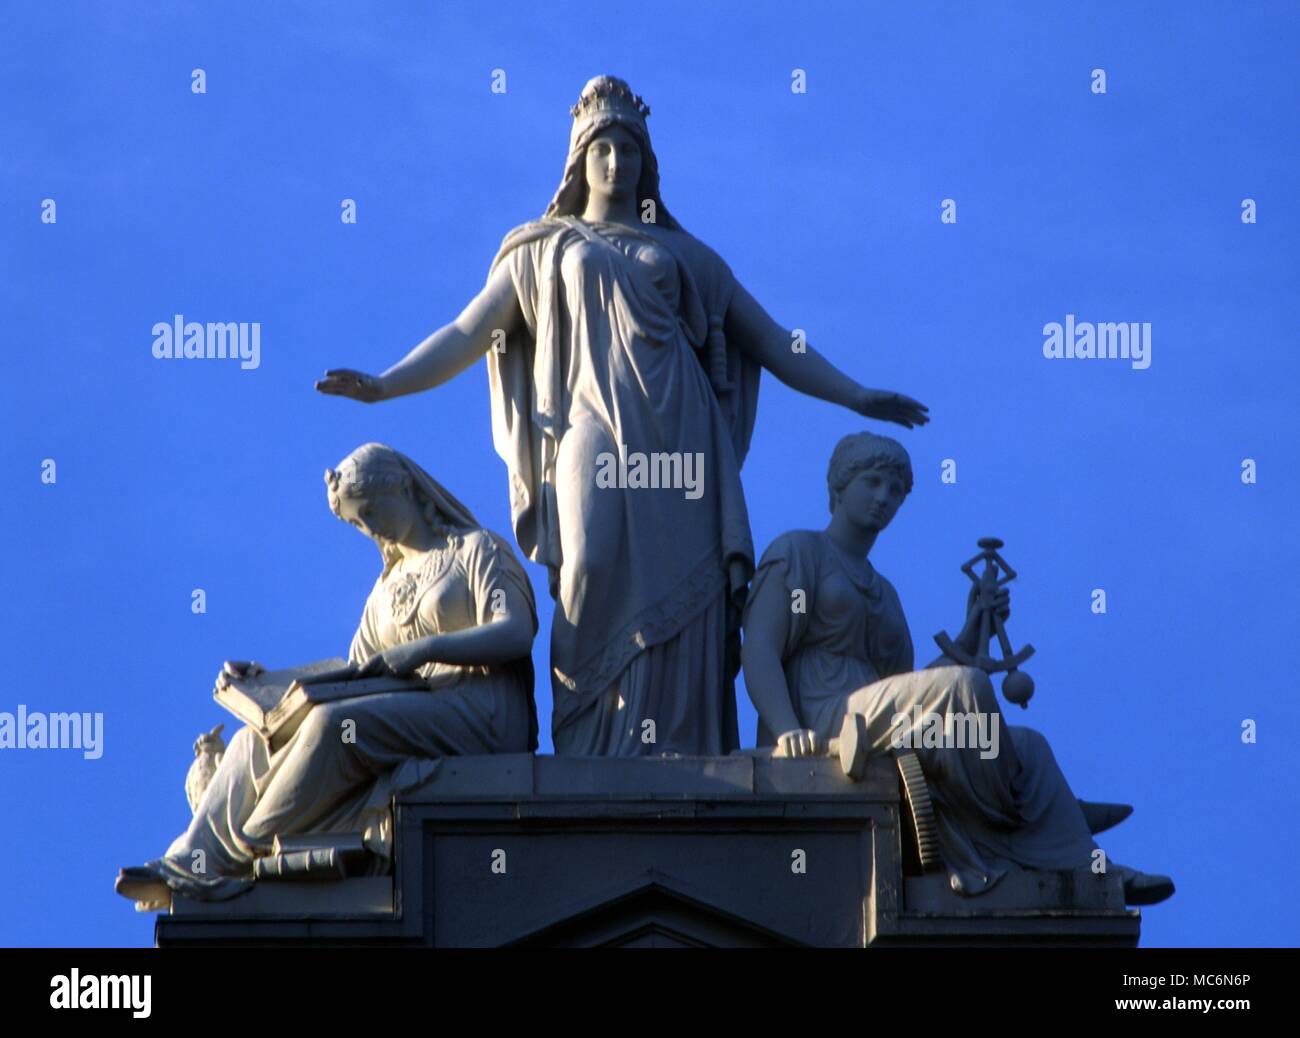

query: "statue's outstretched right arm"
xmin=315 ymin=263 xmax=523 ymax=402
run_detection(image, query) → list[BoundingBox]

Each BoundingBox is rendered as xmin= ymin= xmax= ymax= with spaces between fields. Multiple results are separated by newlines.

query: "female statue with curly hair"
xmin=114 ymin=443 xmax=537 ymax=908
xmin=742 ymin=431 xmax=1174 ymax=904
xmin=317 ymin=76 xmax=928 ymax=756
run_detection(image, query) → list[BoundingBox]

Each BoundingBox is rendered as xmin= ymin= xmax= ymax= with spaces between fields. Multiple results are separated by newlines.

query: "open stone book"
xmin=214 ymin=657 xmax=425 ymax=751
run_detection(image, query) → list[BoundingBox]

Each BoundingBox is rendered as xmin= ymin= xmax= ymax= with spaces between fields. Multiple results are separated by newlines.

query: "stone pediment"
xmin=507 ymin=870 xmax=805 ymax=947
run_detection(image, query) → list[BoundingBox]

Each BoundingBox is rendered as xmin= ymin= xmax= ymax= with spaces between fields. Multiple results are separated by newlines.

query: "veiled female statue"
xmin=317 ymin=75 xmax=928 ymax=756
xmin=115 ymin=444 xmax=537 ymax=908
xmin=741 ymin=432 xmax=1175 ymax=904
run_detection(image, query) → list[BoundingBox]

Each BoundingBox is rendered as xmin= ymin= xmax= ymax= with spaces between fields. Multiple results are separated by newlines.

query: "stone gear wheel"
xmin=896 ymin=750 xmax=942 ymax=872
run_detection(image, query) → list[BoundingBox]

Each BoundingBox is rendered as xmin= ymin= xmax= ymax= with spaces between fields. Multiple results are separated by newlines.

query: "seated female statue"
xmin=741 ymin=431 xmax=1174 ymax=904
xmin=115 ymin=443 xmax=538 ymax=909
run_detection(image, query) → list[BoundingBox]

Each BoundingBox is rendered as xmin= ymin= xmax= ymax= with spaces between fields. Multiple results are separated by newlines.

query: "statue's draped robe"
xmin=488 ymin=216 xmax=760 ymax=755
xmin=151 ymin=530 xmax=537 ymax=900
xmin=748 ymin=529 xmax=1099 ymax=895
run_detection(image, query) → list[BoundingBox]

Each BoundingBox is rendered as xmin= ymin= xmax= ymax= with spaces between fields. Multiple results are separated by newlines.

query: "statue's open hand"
xmin=355 ymin=644 xmax=426 ymax=679
xmin=214 ymin=660 xmax=263 ymax=692
xmin=854 ymin=388 xmax=930 ymax=429
xmin=315 ymin=368 xmax=387 ymax=403
xmin=774 ymin=728 xmax=824 ymax=759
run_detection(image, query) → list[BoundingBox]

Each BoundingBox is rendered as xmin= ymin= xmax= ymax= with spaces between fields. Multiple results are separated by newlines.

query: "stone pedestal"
xmin=155 ymin=753 xmax=1140 ymax=947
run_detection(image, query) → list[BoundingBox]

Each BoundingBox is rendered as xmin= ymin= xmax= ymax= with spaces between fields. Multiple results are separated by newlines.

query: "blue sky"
xmin=1 ymin=1 xmax=1297 ymax=947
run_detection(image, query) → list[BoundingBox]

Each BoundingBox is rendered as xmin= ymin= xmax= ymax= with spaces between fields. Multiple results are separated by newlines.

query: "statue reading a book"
xmin=114 ymin=443 xmax=538 ymax=910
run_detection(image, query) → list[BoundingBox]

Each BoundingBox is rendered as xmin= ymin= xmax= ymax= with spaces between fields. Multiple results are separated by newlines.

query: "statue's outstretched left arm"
xmin=725 ymin=281 xmax=929 ymax=429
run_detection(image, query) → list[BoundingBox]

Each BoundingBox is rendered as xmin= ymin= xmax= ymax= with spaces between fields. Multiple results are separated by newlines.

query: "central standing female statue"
xmin=318 ymin=75 xmax=928 ymax=755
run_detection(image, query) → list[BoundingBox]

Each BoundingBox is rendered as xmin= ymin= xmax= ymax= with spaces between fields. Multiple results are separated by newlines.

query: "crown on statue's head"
xmin=570 ymin=75 xmax=651 ymax=123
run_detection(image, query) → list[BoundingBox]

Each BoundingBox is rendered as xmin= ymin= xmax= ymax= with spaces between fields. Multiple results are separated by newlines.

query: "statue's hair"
xmin=543 ymin=75 xmax=681 ymax=231
xmin=325 ymin=443 xmax=473 ymax=574
xmin=826 ymin=432 xmax=914 ymax=515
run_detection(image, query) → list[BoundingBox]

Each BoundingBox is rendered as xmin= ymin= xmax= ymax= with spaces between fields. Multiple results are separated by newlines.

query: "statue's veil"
xmin=331 ymin=443 xmax=520 ymax=581
xmin=389 ymin=447 xmax=481 ymax=531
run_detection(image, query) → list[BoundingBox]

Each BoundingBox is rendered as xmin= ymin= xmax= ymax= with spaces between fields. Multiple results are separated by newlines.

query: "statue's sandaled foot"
xmin=1113 ymin=863 xmax=1175 ymax=905
xmin=115 ymin=858 xmax=253 ymax=907
xmin=115 ymin=865 xmax=173 ymax=912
